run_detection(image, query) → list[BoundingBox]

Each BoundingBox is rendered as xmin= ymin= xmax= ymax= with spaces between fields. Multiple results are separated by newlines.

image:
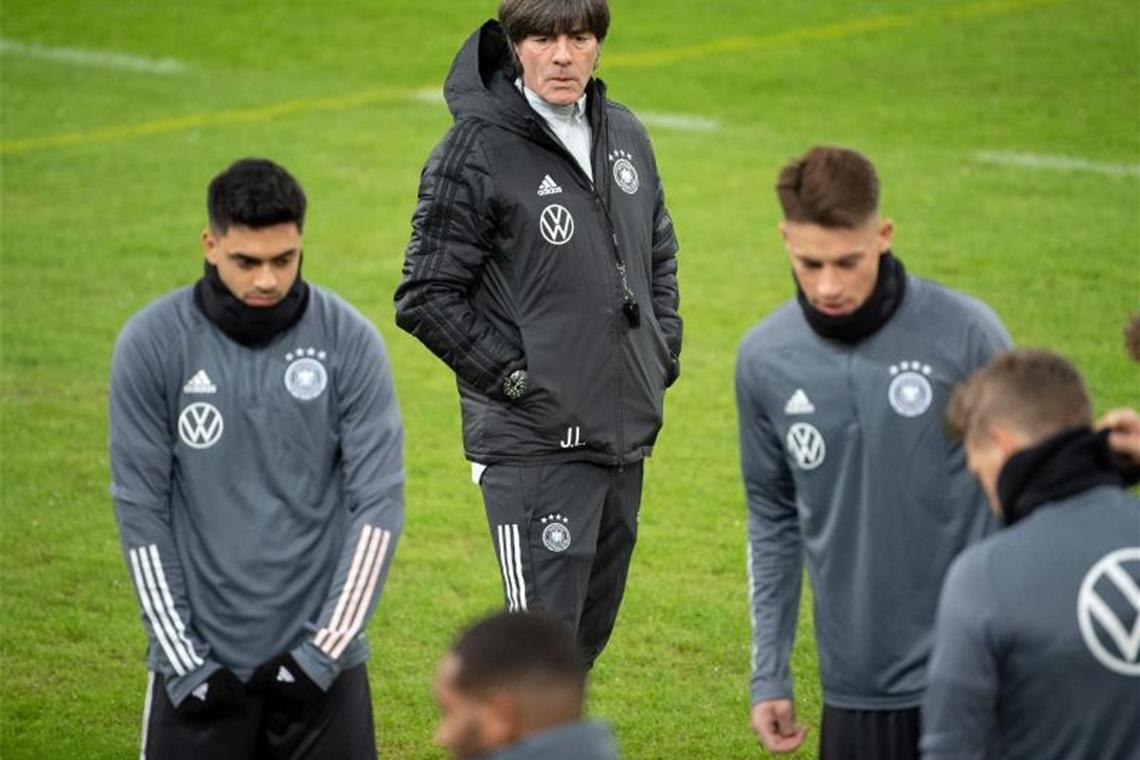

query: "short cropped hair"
xmin=945 ymin=349 xmax=1093 ymax=444
xmin=776 ymin=146 xmax=879 ymax=228
xmin=450 ymin=612 xmax=585 ymax=699
xmin=207 ymin=158 xmax=307 ymax=234
xmin=498 ymin=0 xmax=611 ymax=44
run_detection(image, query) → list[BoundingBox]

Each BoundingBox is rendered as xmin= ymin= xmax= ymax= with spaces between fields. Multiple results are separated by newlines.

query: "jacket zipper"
xmin=528 ymin=109 xmax=628 ymax=466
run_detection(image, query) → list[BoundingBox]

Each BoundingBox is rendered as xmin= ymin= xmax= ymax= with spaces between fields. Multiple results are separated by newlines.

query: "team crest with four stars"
xmin=540 ymin=513 xmax=572 ymax=552
xmin=609 ymin=149 xmax=640 ymax=195
xmin=284 ymin=347 xmax=328 ymax=401
xmin=888 ymin=361 xmax=934 ymax=417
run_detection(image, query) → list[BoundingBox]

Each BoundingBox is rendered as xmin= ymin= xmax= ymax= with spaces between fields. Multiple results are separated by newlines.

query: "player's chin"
xmin=814 ymin=302 xmax=853 ymax=317
xmin=244 ymin=295 xmax=282 ymax=308
xmin=544 ymin=83 xmax=583 ymax=103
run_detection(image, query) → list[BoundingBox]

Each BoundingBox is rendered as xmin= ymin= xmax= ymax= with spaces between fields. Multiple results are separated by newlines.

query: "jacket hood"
xmin=443 ymin=20 xmax=606 ymax=136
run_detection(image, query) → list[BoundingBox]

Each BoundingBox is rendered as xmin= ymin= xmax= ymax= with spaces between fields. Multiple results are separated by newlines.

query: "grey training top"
xmin=736 ymin=275 xmax=1011 ymax=709
xmin=481 ymin=720 xmax=621 ymax=760
xmin=922 ymin=485 xmax=1140 ymax=759
xmin=109 ymin=284 xmax=404 ymax=705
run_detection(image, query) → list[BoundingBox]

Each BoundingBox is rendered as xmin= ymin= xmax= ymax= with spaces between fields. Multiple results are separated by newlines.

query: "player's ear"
xmin=778 ymin=220 xmax=789 ymax=243
xmin=987 ymin=420 xmax=1025 ymax=457
xmin=877 ymin=217 xmax=895 ymax=252
xmin=202 ymin=227 xmax=221 ymax=265
xmin=482 ymin=690 xmax=521 ymax=745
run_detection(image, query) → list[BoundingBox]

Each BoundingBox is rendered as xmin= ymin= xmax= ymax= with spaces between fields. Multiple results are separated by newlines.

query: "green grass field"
xmin=2 ymin=0 xmax=1137 ymax=757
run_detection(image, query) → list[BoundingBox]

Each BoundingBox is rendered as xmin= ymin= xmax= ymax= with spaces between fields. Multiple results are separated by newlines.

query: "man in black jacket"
xmin=395 ymin=0 xmax=681 ymax=666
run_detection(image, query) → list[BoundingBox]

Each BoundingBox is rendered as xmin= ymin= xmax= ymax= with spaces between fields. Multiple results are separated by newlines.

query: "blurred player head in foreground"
xmin=434 ymin=611 xmax=622 ymax=760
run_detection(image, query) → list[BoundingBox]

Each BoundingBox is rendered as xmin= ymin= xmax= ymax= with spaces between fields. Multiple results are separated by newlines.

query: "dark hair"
xmin=207 ymin=158 xmax=307 ymax=234
xmin=776 ymin=146 xmax=879 ymax=228
xmin=945 ymin=349 xmax=1092 ymax=443
xmin=498 ymin=0 xmax=611 ymax=43
xmin=450 ymin=612 xmax=585 ymax=697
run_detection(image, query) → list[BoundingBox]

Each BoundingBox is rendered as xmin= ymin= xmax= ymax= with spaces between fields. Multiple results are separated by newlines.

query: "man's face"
xmin=433 ymin=655 xmax=509 ymax=760
xmin=514 ymin=30 xmax=599 ymax=106
xmin=781 ymin=216 xmax=893 ymax=316
xmin=202 ymin=222 xmax=302 ymax=307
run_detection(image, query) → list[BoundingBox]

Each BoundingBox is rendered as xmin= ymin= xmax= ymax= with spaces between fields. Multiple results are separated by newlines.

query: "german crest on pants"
xmin=540 ymin=514 xmax=571 ymax=552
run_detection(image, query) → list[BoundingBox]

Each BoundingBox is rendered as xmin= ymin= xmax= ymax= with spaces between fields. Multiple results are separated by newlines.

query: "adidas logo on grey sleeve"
xmin=183 ymin=370 xmax=217 ymax=394
xmin=784 ymin=388 xmax=815 ymax=415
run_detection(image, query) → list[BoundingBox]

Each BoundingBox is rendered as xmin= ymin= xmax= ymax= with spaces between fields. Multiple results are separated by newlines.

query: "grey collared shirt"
xmin=520 ymin=81 xmax=592 ymax=181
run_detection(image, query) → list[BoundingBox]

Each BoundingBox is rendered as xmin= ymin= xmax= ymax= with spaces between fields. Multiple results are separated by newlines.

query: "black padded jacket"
xmin=395 ymin=20 xmax=682 ymax=466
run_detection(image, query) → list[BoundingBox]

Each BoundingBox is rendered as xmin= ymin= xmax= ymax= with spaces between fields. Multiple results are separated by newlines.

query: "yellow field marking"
xmin=3 ymin=0 xmax=1063 ymax=156
xmin=603 ymin=0 xmax=1064 ymax=69
xmin=1 ymin=86 xmax=414 ymax=156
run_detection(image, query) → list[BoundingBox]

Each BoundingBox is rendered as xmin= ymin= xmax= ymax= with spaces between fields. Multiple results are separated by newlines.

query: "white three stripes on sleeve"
xmin=496 ymin=524 xmax=528 ymax=612
xmin=313 ymin=525 xmax=392 ymax=660
xmin=129 ymin=545 xmax=204 ymax=676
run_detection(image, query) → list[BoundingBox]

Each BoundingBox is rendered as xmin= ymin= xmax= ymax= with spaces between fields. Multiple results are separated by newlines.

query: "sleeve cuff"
xmin=291 ymin=641 xmax=340 ymax=692
xmin=750 ymin=677 xmax=794 ymax=706
xmin=164 ymin=659 xmax=221 ymax=707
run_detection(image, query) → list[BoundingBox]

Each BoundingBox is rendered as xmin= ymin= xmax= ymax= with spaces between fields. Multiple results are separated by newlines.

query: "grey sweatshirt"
xmin=922 ymin=485 xmax=1140 ymax=759
xmin=479 ymin=720 xmax=621 ymax=760
xmin=736 ymin=275 xmax=1011 ymax=709
xmin=109 ymin=284 xmax=404 ymax=705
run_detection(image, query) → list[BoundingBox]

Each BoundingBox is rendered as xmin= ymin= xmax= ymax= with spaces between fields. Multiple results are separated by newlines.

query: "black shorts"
xmin=819 ymin=704 xmax=921 ymax=760
xmin=140 ymin=665 xmax=376 ymax=760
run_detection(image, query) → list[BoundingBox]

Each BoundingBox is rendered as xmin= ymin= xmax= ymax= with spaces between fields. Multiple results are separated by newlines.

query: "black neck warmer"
xmin=193 ymin=262 xmax=309 ymax=347
xmin=996 ymin=427 xmax=1125 ymax=526
xmin=796 ymin=251 xmax=907 ymax=344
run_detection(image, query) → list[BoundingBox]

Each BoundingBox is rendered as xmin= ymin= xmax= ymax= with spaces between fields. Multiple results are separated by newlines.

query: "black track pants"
xmin=479 ymin=461 xmax=643 ymax=667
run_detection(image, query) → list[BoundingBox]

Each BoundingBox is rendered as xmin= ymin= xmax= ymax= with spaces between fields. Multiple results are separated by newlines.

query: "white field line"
xmin=637 ymin=111 xmax=720 ymax=132
xmin=0 ymin=37 xmax=187 ymax=74
xmin=974 ymin=150 xmax=1140 ymax=178
xmin=407 ymin=89 xmax=720 ymax=132
xmin=410 ymin=88 xmax=447 ymax=104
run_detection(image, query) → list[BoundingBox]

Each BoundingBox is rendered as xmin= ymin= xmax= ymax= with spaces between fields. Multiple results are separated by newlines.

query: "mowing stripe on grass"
xmin=407 ymin=89 xmax=721 ymax=132
xmin=974 ymin=150 xmax=1140 ymax=178
xmin=0 ymin=37 xmax=187 ymax=74
xmin=0 ymin=0 xmax=1058 ymax=157
xmin=0 ymin=87 xmax=415 ymax=155
xmin=603 ymin=0 xmax=1065 ymax=68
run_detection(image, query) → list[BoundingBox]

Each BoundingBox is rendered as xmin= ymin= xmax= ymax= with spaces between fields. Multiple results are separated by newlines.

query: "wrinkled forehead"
xmin=515 ymin=17 xmax=592 ymax=40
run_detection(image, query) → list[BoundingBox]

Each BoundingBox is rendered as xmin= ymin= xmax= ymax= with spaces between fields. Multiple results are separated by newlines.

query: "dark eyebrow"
xmin=228 ymin=248 xmax=299 ymax=264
